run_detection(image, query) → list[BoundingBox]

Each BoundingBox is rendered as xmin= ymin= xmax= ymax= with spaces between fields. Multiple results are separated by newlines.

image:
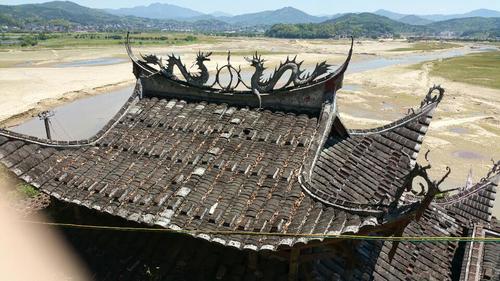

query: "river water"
xmin=10 ymin=46 xmax=495 ymax=140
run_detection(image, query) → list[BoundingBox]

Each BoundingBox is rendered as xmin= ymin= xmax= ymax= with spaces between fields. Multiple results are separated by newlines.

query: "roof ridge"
xmin=435 ymin=173 xmax=499 ymax=206
xmin=348 ymin=85 xmax=445 ymax=137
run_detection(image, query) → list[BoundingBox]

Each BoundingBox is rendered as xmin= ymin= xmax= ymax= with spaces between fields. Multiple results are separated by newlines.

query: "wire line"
xmin=20 ymin=220 xmax=500 ymax=243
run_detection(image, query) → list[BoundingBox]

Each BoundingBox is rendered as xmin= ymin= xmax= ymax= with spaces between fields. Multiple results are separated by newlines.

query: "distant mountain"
xmin=428 ymin=17 xmax=500 ymax=38
xmin=1 ymin=1 xmax=499 ymax=39
xmin=323 ymin=13 xmax=428 ymax=34
xmin=375 ymin=8 xmax=500 ymax=22
xmin=106 ymin=2 xmax=204 ymax=19
xmin=224 ymin=7 xmax=327 ymax=25
xmin=106 ymin=5 xmax=327 ymax=26
xmin=0 ymin=1 xmax=235 ymax=32
xmin=465 ymin=8 xmax=500 ymax=17
xmin=210 ymin=11 xmax=232 ymax=17
xmin=374 ymin=9 xmax=406 ymax=20
xmin=398 ymin=15 xmax=434 ymax=25
xmin=267 ymin=12 xmax=499 ymax=39
xmin=421 ymin=9 xmax=500 ymax=21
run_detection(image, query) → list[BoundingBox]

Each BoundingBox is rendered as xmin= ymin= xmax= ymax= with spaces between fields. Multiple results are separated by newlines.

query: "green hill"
xmin=398 ymin=15 xmax=434 ymax=25
xmin=0 ymin=1 xmax=232 ymax=32
xmin=266 ymin=13 xmax=500 ymax=39
xmin=427 ymin=17 xmax=500 ymax=38
xmin=266 ymin=13 xmax=429 ymax=38
xmin=226 ymin=7 xmax=327 ymax=25
xmin=0 ymin=1 xmax=123 ymax=27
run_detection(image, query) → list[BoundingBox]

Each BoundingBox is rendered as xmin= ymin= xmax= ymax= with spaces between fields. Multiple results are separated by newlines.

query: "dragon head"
xmin=245 ymin=52 xmax=266 ymax=70
xmin=195 ymin=51 xmax=212 ymax=64
xmin=141 ymin=54 xmax=162 ymax=66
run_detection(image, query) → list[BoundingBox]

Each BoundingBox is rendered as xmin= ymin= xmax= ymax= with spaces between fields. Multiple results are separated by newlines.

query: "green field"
xmin=423 ymin=51 xmax=500 ymax=89
xmin=0 ymin=32 xmax=220 ymax=49
xmin=391 ymin=42 xmax=461 ymax=52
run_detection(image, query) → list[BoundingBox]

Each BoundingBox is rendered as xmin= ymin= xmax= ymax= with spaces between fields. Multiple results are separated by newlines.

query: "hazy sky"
xmin=3 ymin=0 xmax=500 ymax=15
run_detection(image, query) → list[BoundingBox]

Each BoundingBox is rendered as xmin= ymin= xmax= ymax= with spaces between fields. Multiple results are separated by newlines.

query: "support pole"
xmin=38 ymin=111 xmax=54 ymax=140
xmin=43 ymin=117 xmax=51 ymax=140
xmin=248 ymin=251 xmax=258 ymax=271
xmin=288 ymin=248 xmax=300 ymax=281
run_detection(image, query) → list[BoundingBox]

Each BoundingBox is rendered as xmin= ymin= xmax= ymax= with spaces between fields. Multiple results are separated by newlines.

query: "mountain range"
xmin=374 ymin=8 xmax=500 ymax=23
xmin=105 ymin=3 xmax=203 ymax=19
xmin=266 ymin=13 xmax=500 ymax=39
xmin=107 ymin=5 xmax=330 ymax=25
xmin=106 ymin=3 xmax=500 ymax=26
xmin=0 ymin=1 xmax=499 ymax=39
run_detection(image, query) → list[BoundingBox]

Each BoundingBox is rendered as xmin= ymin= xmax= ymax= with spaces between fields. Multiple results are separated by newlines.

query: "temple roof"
xmin=0 ymin=79 xmax=447 ymax=250
xmin=1 ymin=40 xmax=498 ymax=256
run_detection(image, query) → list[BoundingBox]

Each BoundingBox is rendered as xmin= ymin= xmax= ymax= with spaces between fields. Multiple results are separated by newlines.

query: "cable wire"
xmin=51 ymin=116 xmax=73 ymax=140
xmin=20 ymin=220 xmax=500 ymax=243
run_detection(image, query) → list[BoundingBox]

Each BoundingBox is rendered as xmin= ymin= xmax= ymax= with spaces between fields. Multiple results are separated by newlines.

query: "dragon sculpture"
xmin=141 ymin=54 xmax=164 ymax=67
xmin=160 ymin=51 xmax=212 ymax=86
xmin=138 ymin=50 xmax=334 ymax=92
xmin=245 ymin=53 xmax=331 ymax=92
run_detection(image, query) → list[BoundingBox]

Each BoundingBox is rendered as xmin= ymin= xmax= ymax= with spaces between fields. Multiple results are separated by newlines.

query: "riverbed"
xmin=9 ymin=44 xmax=492 ymax=140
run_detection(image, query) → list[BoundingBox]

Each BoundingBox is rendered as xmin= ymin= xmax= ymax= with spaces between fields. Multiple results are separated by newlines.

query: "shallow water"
xmin=55 ymin=58 xmax=127 ymax=68
xmin=452 ymin=151 xmax=484 ymax=160
xmin=449 ymin=127 xmax=469 ymax=134
xmin=11 ymin=87 xmax=133 ymax=140
xmin=346 ymin=47 xmax=487 ymax=74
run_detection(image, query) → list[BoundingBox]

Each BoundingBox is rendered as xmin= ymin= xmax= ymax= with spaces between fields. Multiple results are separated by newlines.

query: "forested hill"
xmin=428 ymin=17 xmax=500 ymax=38
xmin=266 ymin=13 xmax=430 ymax=38
xmin=266 ymin=13 xmax=500 ymax=39
xmin=0 ymin=1 xmax=232 ymax=32
xmin=0 ymin=1 xmax=124 ymax=26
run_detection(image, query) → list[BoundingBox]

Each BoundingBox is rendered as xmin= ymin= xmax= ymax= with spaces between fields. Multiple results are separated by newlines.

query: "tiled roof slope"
xmin=45 ymin=203 xmax=498 ymax=281
xmin=458 ymin=220 xmax=500 ymax=281
xmin=0 ymin=90 xmax=441 ymax=250
xmin=306 ymin=97 xmax=439 ymax=212
xmin=313 ymin=206 xmax=466 ymax=281
xmin=0 ymin=96 xmax=368 ymax=250
xmin=46 ymin=192 xmax=499 ymax=281
xmin=480 ymin=219 xmax=500 ymax=281
xmin=440 ymin=174 xmax=499 ymax=224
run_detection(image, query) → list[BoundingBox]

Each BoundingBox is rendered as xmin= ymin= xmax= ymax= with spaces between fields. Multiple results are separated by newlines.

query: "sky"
xmin=2 ymin=0 xmax=500 ymax=15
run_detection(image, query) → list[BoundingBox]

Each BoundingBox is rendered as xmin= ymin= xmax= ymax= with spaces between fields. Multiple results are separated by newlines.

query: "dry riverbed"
xmin=0 ymin=38 xmax=498 ymax=216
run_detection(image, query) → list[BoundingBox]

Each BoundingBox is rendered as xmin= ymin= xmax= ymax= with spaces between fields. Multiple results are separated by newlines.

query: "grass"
xmin=390 ymin=42 xmax=461 ymax=52
xmin=16 ymin=183 xmax=39 ymax=198
xmin=0 ymin=164 xmax=40 ymax=200
xmin=428 ymin=51 xmax=500 ymax=89
xmin=0 ymin=32 xmax=220 ymax=49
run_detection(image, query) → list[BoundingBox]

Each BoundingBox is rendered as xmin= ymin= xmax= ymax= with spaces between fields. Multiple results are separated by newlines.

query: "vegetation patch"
xmin=390 ymin=42 xmax=461 ymax=52
xmin=0 ymin=32 xmax=218 ymax=49
xmin=16 ymin=183 xmax=39 ymax=198
xmin=427 ymin=51 xmax=500 ymax=89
